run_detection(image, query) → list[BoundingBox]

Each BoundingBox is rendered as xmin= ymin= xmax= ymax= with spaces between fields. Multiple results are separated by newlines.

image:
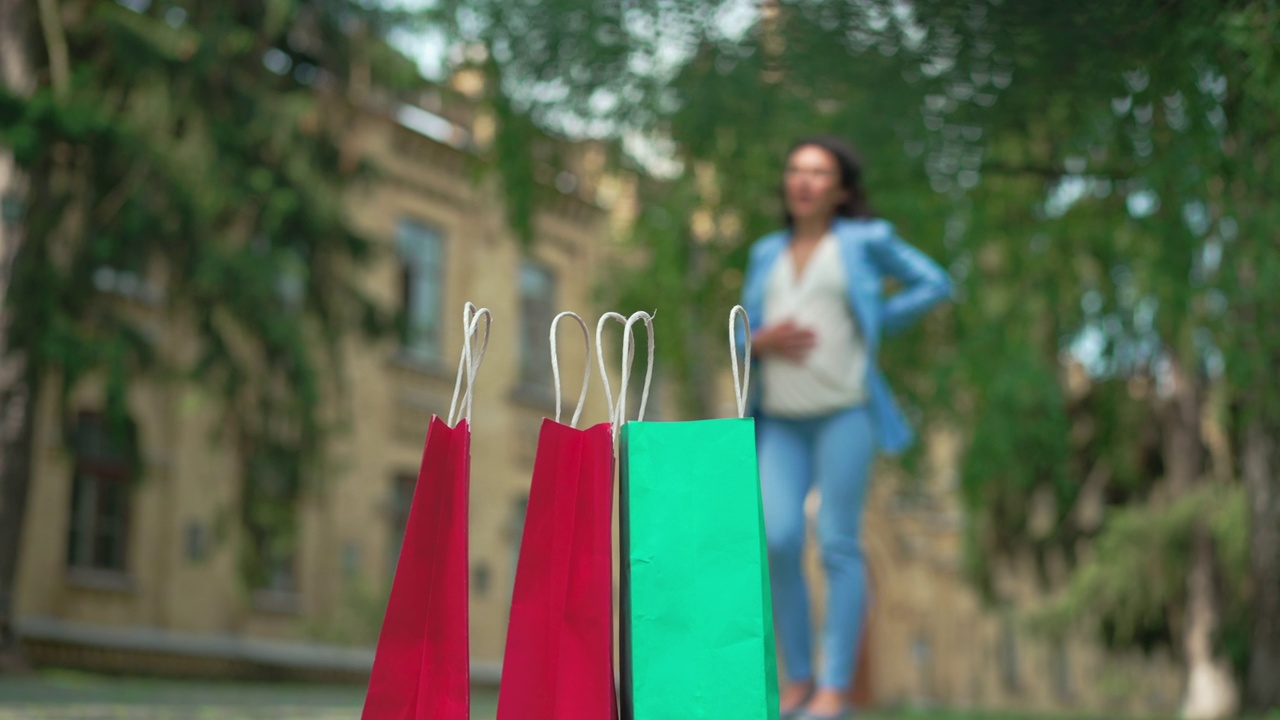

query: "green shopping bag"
xmin=618 ymin=306 xmax=779 ymax=720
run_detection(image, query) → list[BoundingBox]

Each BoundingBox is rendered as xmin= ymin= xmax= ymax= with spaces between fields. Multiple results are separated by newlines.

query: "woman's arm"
xmin=737 ymin=238 xmax=816 ymax=361
xmin=753 ymin=322 xmax=815 ymax=361
xmin=869 ymin=223 xmax=953 ymax=334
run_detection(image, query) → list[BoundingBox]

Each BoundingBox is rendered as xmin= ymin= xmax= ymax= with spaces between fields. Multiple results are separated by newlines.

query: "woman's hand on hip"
xmin=752 ymin=321 xmax=816 ymax=362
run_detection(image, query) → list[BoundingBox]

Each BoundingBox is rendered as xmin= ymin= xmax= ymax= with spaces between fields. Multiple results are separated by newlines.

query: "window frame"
xmin=387 ymin=471 xmax=416 ymax=579
xmin=516 ymin=259 xmax=558 ymax=392
xmin=65 ymin=412 xmax=133 ymax=576
xmin=396 ymin=218 xmax=447 ymax=365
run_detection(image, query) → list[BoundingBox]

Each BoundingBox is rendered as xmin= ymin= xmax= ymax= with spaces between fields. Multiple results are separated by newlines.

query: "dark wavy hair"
xmin=782 ymin=135 xmax=874 ymax=226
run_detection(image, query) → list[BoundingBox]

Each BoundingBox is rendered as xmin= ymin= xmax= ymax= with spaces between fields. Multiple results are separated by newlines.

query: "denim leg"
xmin=813 ymin=406 xmax=875 ymax=691
xmin=757 ymin=416 xmax=815 ymax=683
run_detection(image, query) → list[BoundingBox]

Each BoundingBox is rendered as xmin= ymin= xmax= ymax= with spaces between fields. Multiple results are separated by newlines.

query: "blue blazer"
xmin=738 ymin=217 xmax=952 ymax=454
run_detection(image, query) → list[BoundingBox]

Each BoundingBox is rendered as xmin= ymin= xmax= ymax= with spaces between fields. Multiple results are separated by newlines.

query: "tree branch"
xmin=981 ymin=160 xmax=1134 ymax=181
xmin=36 ymin=0 xmax=69 ymax=100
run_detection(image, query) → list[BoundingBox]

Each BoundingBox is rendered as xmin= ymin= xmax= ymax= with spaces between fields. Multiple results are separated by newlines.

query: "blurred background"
xmin=0 ymin=0 xmax=1277 ymax=718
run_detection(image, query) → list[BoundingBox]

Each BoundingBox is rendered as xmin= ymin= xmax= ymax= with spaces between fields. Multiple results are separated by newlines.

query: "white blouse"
xmin=760 ymin=233 xmax=868 ymax=417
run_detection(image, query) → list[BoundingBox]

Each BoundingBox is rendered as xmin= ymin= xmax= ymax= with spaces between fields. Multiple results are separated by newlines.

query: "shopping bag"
xmin=496 ymin=312 xmax=618 ymax=720
xmin=363 ymin=303 xmax=492 ymax=720
xmin=619 ymin=306 xmax=779 ymax=720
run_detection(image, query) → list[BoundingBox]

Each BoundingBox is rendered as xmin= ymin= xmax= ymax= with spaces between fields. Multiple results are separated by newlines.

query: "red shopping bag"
xmin=364 ymin=305 xmax=491 ymax=720
xmin=496 ymin=312 xmax=620 ymax=720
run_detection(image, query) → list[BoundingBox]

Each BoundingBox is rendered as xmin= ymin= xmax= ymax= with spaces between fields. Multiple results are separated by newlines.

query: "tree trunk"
xmin=0 ymin=0 xmax=35 ymax=673
xmin=0 ymin=362 xmax=35 ymax=673
xmin=1161 ymin=358 xmax=1239 ymax=719
xmin=1180 ymin=527 xmax=1240 ymax=720
xmin=1244 ymin=417 xmax=1280 ymax=709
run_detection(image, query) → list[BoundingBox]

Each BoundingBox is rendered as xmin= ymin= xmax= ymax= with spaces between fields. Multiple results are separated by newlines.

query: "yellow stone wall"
xmin=15 ymin=105 xmax=621 ymax=668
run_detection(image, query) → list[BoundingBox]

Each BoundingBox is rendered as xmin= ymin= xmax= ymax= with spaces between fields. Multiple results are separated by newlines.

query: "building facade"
xmin=13 ymin=93 xmax=621 ymax=680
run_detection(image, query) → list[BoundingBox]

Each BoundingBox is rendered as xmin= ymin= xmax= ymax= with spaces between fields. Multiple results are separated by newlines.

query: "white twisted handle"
xmin=551 ymin=311 xmax=591 ymax=427
xmin=617 ymin=311 xmax=655 ymax=429
xmin=447 ymin=302 xmax=492 ymax=426
xmin=595 ymin=310 xmax=656 ymax=435
xmin=729 ymin=305 xmax=751 ymax=419
xmin=595 ymin=312 xmax=629 ymax=428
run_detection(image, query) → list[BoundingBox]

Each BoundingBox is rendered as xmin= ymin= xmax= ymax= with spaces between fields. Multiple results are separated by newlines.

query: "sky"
xmin=377 ymin=0 xmax=753 ymax=177
xmin=383 ymin=0 xmax=451 ymax=80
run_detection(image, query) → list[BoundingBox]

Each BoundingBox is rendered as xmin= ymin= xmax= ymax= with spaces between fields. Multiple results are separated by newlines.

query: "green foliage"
xmin=0 ymin=0 xmax=411 ymax=588
xmin=1030 ymin=483 xmax=1250 ymax=654
xmin=420 ymin=2 xmax=1280 ymax=684
xmin=959 ymin=348 xmax=1071 ymax=593
xmin=487 ymin=75 xmax=542 ymax=246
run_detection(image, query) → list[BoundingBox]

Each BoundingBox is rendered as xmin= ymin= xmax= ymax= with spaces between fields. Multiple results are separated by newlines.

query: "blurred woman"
xmin=739 ymin=136 xmax=951 ymax=719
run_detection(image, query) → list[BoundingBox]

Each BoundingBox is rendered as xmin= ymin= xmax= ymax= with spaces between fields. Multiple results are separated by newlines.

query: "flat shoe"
xmin=779 ymin=689 xmax=815 ymax=719
xmin=779 ymin=700 xmax=811 ymax=719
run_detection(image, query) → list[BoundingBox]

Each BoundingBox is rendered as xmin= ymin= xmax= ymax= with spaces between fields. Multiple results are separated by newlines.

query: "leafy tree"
xmin=420 ymin=0 xmax=1279 ymax=712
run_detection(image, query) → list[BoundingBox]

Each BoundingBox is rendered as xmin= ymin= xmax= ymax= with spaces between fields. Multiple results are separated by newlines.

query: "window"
xmin=397 ymin=219 xmax=445 ymax=363
xmin=388 ymin=472 xmax=415 ymax=577
xmin=256 ymin=547 xmax=296 ymax=595
xmin=242 ymin=451 xmax=299 ymax=597
xmin=66 ymin=413 xmax=134 ymax=573
xmin=507 ymin=495 xmax=528 ymax=601
xmin=518 ymin=261 xmax=556 ymax=389
xmin=185 ymin=521 xmax=209 ymax=562
xmin=341 ymin=542 xmax=362 ymax=580
xmin=910 ymin=634 xmax=935 ymax=703
xmin=998 ymin=611 xmax=1022 ymax=694
xmin=1050 ymin=641 xmax=1073 ymax=701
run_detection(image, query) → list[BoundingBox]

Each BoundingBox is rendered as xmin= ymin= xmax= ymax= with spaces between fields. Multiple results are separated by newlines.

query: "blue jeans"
xmin=758 ymin=405 xmax=874 ymax=691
